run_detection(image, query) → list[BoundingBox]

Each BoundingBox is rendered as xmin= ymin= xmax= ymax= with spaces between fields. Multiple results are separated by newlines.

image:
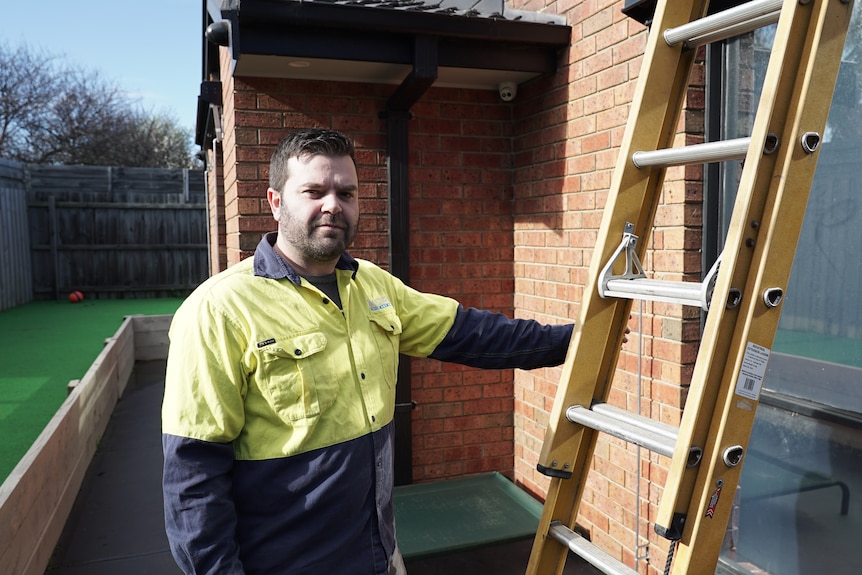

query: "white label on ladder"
xmin=734 ymin=342 xmax=770 ymax=400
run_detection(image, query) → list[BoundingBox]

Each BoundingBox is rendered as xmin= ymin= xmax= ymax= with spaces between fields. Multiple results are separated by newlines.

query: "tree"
xmin=0 ymin=44 xmax=57 ymax=161
xmin=116 ymin=112 xmax=199 ymax=169
xmin=0 ymin=42 xmax=196 ymax=168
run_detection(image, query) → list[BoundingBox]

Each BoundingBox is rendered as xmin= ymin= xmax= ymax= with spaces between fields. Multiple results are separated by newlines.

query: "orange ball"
xmin=69 ymin=290 xmax=84 ymax=303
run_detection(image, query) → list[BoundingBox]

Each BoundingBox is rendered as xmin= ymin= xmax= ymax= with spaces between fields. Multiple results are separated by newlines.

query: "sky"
xmin=2 ymin=0 xmax=201 ymax=138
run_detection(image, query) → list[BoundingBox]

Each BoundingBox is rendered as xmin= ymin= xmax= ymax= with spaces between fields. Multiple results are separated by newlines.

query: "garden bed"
xmin=0 ymin=314 xmax=171 ymax=575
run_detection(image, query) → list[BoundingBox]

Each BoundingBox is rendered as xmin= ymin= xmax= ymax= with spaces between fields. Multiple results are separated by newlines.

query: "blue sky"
xmin=2 ymin=0 xmax=201 ymax=139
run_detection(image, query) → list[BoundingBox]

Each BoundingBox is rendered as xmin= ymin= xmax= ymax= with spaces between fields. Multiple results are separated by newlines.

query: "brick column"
xmin=205 ymin=143 xmax=226 ymax=274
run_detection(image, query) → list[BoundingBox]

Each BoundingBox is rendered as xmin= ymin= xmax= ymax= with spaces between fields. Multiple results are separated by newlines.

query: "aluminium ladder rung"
xmin=632 ymin=133 xmax=779 ymax=169
xmin=548 ymin=521 xmax=639 ymax=575
xmin=602 ymin=277 xmax=712 ymax=310
xmin=566 ymin=403 xmax=702 ymax=466
xmin=681 ymin=11 xmax=782 ymax=49
xmin=632 ymin=137 xmax=750 ymax=169
xmin=664 ymin=0 xmax=783 ymax=48
xmin=599 ymin=224 xmax=725 ymax=310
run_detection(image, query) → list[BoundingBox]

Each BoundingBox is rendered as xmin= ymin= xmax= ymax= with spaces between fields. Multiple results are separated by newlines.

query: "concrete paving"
xmin=47 ymin=360 xmax=180 ymax=575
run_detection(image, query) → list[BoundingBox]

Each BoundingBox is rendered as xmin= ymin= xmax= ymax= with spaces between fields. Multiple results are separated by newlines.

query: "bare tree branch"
xmin=0 ymin=42 xmax=195 ymax=168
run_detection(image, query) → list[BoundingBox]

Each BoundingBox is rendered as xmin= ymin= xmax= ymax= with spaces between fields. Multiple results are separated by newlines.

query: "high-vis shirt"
xmin=162 ymin=232 xmax=573 ymax=575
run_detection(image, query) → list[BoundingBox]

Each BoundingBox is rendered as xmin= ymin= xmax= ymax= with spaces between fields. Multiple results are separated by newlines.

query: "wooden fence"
xmin=0 ymin=160 xmax=33 ymax=311
xmin=0 ymin=161 xmax=208 ymax=310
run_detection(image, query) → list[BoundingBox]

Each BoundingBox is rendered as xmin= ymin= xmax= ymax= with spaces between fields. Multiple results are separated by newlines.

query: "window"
xmin=711 ymin=7 xmax=862 ymax=574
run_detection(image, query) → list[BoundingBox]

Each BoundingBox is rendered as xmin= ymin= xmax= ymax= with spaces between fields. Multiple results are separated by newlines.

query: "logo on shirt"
xmin=257 ymin=337 xmax=276 ymax=348
xmin=368 ymin=296 xmax=392 ymax=312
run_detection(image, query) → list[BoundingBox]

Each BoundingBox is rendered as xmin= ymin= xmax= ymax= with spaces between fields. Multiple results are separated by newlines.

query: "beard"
xmin=278 ymin=211 xmax=358 ymax=263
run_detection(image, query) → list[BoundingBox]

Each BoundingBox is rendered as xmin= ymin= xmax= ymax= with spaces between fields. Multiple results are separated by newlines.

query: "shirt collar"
xmin=253 ymin=231 xmax=359 ymax=284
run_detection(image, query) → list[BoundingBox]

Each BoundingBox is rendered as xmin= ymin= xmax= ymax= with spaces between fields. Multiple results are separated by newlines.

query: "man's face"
xmin=267 ymin=153 xmax=359 ymax=275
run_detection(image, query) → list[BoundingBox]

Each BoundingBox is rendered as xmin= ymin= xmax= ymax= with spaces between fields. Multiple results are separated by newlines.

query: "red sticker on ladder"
xmin=705 ymin=479 xmax=724 ymax=518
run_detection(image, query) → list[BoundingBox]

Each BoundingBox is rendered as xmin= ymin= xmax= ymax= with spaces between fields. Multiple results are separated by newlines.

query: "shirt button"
xmin=294 ymin=349 xmax=302 ymax=356
xmin=322 ymin=298 xmax=329 ymax=305
xmin=371 ymin=415 xmax=376 ymax=422
xmin=360 ymin=373 xmax=366 ymax=379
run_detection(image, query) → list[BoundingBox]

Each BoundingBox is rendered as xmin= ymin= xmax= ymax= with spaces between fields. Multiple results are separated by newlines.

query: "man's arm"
xmin=163 ymin=435 xmax=245 ymax=575
xmin=162 ymin=290 xmax=250 ymax=575
xmin=428 ymin=305 xmax=573 ymax=369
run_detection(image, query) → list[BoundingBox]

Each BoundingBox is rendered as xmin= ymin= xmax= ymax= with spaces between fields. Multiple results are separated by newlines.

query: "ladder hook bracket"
xmin=598 ymin=223 xmax=728 ymax=311
xmin=598 ymin=222 xmax=646 ymax=296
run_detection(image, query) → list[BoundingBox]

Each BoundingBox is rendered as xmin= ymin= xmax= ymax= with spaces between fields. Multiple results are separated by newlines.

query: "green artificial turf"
xmin=0 ymin=298 xmax=182 ymax=482
xmin=773 ymin=329 xmax=862 ymax=369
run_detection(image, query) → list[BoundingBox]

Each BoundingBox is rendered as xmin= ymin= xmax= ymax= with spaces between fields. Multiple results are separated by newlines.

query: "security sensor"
xmin=498 ymin=81 xmax=517 ymax=102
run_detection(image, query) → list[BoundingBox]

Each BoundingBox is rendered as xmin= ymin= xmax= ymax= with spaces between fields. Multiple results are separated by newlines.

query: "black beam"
xmin=386 ymin=36 xmax=438 ymax=487
xmin=388 ymin=108 xmax=414 ymax=487
xmin=240 ymin=28 xmax=558 ymax=74
xmin=240 ymin=28 xmax=414 ymax=65
xmin=386 ymin=112 xmax=412 ymax=287
xmin=438 ymin=39 xmax=558 ymax=73
xmin=387 ymin=36 xmax=438 ymax=113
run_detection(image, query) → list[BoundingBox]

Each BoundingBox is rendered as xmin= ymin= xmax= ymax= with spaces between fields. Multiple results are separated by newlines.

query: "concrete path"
xmin=47 ymin=361 xmax=181 ymax=574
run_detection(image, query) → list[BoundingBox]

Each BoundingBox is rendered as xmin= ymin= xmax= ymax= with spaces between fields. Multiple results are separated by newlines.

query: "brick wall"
xmin=218 ymin=47 xmax=241 ymax=267
xmin=407 ymin=87 xmax=518 ymax=481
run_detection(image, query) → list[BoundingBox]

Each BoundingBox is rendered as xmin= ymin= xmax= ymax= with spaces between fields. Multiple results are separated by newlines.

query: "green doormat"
xmin=394 ymin=472 xmax=543 ymax=559
xmin=0 ymin=299 xmax=182 ymax=481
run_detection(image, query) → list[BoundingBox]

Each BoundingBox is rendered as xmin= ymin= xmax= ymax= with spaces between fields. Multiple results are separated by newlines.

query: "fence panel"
xmin=26 ymin=165 xmax=208 ymax=300
xmin=0 ymin=159 xmax=33 ymax=312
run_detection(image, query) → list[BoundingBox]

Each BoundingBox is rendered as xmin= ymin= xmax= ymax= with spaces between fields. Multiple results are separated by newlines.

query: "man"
xmin=162 ymin=128 xmax=573 ymax=575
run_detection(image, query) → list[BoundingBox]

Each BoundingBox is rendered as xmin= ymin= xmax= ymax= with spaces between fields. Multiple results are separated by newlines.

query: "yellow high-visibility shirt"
xmin=162 ymin=247 xmax=457 ymax=461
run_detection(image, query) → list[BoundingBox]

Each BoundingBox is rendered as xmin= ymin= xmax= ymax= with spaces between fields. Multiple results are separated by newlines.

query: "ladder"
xmin=526 ymin=0 xmax=854 ymax=574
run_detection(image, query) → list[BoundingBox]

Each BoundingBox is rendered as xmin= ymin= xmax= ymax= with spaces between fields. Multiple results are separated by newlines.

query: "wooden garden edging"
xmin=0 ymin=314 xmax=172 ymax=575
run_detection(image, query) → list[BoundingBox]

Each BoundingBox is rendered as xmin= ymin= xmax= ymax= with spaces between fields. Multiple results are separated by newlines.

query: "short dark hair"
xmin=269 ymin=128 xmax=356 ymax=192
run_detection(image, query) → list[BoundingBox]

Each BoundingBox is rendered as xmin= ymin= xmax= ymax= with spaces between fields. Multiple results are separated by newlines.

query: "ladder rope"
xmin=663 ymin=541 xmax=677 ymax=575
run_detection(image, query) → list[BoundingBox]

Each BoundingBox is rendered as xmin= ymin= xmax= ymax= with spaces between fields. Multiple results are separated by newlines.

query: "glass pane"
xmin=719 ymin=403 xmax=859 ymax=575
xmin=715 ymin=7 xmax=862 ymax=574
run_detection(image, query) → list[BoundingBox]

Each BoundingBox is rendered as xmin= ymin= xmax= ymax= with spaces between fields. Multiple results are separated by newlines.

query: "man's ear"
xmin=266 ymin=188 xmax=281 ymax=219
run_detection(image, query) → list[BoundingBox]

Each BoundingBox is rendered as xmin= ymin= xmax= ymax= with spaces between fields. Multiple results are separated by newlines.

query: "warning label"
xmin=734 ymin=342 xmax=770 ymax=401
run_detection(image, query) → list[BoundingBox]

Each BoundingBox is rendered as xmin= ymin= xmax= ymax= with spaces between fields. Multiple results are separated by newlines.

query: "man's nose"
xmin=320 ymin=191 xmax=342 ymax=214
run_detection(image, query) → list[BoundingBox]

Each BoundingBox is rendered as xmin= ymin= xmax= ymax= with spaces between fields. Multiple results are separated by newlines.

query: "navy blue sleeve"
xmin=428 ymin=306 xmax=573 ymax=369
xmin=162 ymin=434 xmax=246 ymax=575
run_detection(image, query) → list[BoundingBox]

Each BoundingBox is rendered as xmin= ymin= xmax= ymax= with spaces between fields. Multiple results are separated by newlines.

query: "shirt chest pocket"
xmin=258 ymin=332 xmax=338 ymax=422
xmin=368 ymin=312 xmax=402 ymax=388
